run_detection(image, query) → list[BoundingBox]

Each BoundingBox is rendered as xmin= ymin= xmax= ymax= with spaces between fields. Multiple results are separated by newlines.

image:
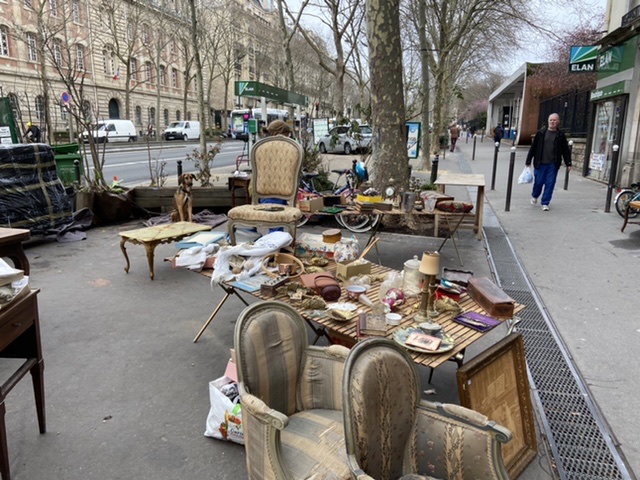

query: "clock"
xmin=384 ymin=178 xmax=397 ymax=201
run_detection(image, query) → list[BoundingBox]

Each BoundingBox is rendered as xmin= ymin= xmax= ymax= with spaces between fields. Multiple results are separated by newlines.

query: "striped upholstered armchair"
xmin=234 ymin=301 xmax=352 ymax=479
xmin=342 ymin=338 xmax=512 ymax=480
xmin=227 ymin=136 xmax=304 ymax=245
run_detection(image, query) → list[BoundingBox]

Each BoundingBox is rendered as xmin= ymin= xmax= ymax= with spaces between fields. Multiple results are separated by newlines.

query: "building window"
xmin=159 ymin=65 xmax=166 ymax=86
xmin=171 ymin=68 xmax=178 ymax=88
xmin=53 ymin=38 xmax=62 ymax=65
xmin=76 ymin=44 xmax=85 ymax=71
xmin=27 ymin=33 xmax=37 ymax=62
xmin=8 ymin=94 xmax=19 ymax=121
xmin=163 ymin=109 xmax=169 ymax=126
xmin=135 ymin=106 xmax=142 ymax=126
xmin=186 ymin=111 xmax=191 ymax=121
xmin=72 ymin=0 xmax=81 ymax=23
xmin=144 ymin=62 xmax=152 ymax=83
xmin=49 ymin=0 xmax=57 ymax=16
xmin=103 ymin=50 xmax=109 ymax=74
xmin=60 ymin=104 xmax=68 ymax=121
xmin=110 ymin=52 xmax=116 ymax=76
xmin=149 ymin=107 xmax=156 ymax=126
xmin=0 ymin=26 xmax=9 ymax=57
xmin=35 ymin=95 xmax=45 ymax=122
xmin=176 ymin=110 xmax=180 ymax=121
xmin=82 ymin=100 xmax=91 ymax=122
xmin=142 ymin=24 xmax=150 ymax=45
xmin=130 ymin=58 xmax=137 ymax=81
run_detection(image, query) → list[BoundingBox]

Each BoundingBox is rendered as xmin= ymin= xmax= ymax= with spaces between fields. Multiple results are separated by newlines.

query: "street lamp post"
xmin=564 ymin=140 xmax=573 ymax=190
xmin=505 ymin=147 xmax=517 ymax=211
xmin=604 ymin=145 xmax=620 ymax=213
xmin=472 ymin=134 xmax=477 ymax=161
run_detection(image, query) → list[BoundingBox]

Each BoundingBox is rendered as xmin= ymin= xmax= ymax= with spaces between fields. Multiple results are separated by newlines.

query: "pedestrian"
xmin=492 ymin=123 xmax=503 ymax=144
xmin=449 ymin=123 xmax=461 ymax=152
xmin=525 ymin=113 xmax=572 ymax=211
xmin=262 ymin=119 xmax=292 ymax=138
xmin=24 ymin=122 xmax=41 ymax=143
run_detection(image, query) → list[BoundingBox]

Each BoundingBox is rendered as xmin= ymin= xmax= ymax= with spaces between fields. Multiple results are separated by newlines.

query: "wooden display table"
xmin=119 ymin=222 xmax=211 ymax=280
xmin=0 ymin=227 xmax=45 ymax=480
xmin=434 ymin=173 xmax=485 ymax=240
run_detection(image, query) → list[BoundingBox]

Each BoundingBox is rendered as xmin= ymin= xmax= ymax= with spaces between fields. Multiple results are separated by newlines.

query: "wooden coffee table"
xmin=119 ymin=222 xmax=211 ymax=280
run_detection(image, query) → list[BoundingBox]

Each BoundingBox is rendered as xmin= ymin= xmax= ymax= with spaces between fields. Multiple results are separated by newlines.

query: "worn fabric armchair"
xmin=342 ymin=337 xmax=512 ymax=480
xmin=227 ymin=136 xmax=304 ymax=245
xmin=234 ymin=301 xmax=352 ymax=480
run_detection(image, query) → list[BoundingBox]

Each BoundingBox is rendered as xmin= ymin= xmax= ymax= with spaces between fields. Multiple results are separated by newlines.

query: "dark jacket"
xmin=525 ymin=128 xmax=571 ymax=169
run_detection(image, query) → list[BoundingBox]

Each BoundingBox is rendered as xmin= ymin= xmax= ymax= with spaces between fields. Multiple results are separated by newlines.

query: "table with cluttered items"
xmin=171 ymin=229 xmax=523 ymax=371
xmin=434 ymin=173 xmax=485 ymax=239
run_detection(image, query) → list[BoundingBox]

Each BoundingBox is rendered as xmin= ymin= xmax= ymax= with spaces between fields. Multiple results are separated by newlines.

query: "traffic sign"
xmin=61 ymin=91 xmax=70 ymax=105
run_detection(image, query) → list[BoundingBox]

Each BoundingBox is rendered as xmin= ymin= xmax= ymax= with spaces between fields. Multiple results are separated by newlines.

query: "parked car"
xmin=317 ymin=125 xmax=372 ymax=154
xmin=81 ymin=119 xmax=137 ymax=143
xmin=163 ymin=121 xmax=201 ymax=141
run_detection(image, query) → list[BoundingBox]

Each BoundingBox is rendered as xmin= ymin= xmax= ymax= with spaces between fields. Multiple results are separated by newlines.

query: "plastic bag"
xmin=204 ymin=378 xmax=244 ymax=445
xmin=518 ymin=166 xmax=533 ymax=184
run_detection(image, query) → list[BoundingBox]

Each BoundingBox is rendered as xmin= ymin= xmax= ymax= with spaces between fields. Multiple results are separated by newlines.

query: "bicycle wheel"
xmin=297 ymin=213 xmax=310 ymax=227
xmin=615 ymin=190 xmax=638 ymax=218
xmin=337 ymin=212 xmax=374 ymax=232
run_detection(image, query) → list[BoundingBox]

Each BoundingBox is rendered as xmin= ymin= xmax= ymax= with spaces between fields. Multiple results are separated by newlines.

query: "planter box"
xmin=132 ymin=186 xmax=235 ymax=210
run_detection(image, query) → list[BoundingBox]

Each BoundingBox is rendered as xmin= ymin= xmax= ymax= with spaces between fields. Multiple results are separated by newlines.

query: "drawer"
xmin=0 ymin=293 xmax=36 ymax=351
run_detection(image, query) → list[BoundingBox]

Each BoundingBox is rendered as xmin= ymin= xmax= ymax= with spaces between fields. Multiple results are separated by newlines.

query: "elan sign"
xmin=568 ymin=46 xmax=598 ymax=73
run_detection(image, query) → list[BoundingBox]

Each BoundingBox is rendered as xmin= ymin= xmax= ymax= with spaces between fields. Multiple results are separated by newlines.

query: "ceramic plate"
xmin=393 ymin=327 xmax=455 ymax=355
xmin=326 ymin=302 xmax=358 ymax=312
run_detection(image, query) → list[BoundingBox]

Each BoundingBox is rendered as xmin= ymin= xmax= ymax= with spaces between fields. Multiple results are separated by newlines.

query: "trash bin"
xmin=52 ymin=143 xmax=83 ymax=185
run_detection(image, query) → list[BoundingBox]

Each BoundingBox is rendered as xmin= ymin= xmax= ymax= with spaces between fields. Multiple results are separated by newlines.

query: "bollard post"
xmin=465 ymin=133 xmax=469 ymax=144
xmin=505 ymin=147 xmax=517 ymax=211
xmin=604 ymin=145 xmax=620 ymax=213
xmin=564 ymin=141 xmax=573 ymax=190
xmin=491 ymin=142 xmax=500 ymax=190
xmin=430 ymin=154 xmax=439 ymax=185
xmin=73 ymin=159 xmax=81 ymax=184
xmin=177 ymin=159 xmax=183 ymax=178
xmin=481 ymin=130 xmax=484 ymax=143
xmin=472 ymin=135 xmax=477 ymax=161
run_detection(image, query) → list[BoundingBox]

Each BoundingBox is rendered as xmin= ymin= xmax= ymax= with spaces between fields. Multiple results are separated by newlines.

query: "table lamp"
xmin=414 ymin=251 xmax=440 ymax=323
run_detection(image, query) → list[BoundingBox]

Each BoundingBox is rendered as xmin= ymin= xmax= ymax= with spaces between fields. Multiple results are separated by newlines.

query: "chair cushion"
xmin=228 ymin=204 xmax=303 ymax=223
xmin=435 ymin=201 xmax=473 ymax=213
xmin=254 ymin=141 xmax=301 ymax=197
xmin=281 ymin=409 xmax=350 ymax=480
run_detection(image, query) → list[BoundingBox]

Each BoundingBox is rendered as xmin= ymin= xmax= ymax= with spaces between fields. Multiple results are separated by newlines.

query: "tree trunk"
xmin=366 ymin=0 xmax=408 ymax=191
xmin=417 ymin=0 xmax=430 ymax=170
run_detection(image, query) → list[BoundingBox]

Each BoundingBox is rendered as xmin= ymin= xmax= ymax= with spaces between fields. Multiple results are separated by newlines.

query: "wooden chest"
xmin=468 ymin=277 xmax=515 ymax=319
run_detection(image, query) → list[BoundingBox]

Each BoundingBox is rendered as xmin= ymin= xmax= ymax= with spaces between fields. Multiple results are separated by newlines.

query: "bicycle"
xmin=614 ymin=182 xmax=640 ymax=218
xmin=297 ymin=160 xmax=381 ymax=233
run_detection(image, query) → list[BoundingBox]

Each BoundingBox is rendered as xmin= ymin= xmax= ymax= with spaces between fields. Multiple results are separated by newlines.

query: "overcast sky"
xmin=503 ymin=0 xmax=608 ymax=73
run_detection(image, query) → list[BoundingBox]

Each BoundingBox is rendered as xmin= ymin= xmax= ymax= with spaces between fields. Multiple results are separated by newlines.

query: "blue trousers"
xmin=532 ymin=163 xmax=559 ymax=206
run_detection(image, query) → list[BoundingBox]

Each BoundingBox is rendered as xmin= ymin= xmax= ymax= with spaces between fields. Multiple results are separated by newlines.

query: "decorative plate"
xmin=326 ymin=302 xmax=357 ymax=312
xmin=393 ymin=327 xmax=455 ymax=355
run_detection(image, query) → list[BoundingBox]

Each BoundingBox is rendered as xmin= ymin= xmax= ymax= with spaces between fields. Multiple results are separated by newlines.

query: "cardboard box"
xmin=224 ymin=358 xmax=238 ymax=383
xmin=336 ymin=259 xmax=372 ymax=280
xmin=324 ymin=195 xmax=346 ymax=206
xmin=299 ymin=197 xmax=324 ymax=212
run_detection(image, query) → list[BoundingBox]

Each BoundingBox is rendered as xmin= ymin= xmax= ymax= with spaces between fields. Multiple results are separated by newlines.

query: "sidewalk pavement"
xmin=1 ymin=136 xmax=637 ymax=479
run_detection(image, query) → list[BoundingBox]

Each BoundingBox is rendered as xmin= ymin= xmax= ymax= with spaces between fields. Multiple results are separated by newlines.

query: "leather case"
xmin=467 ymin=277 xmax=515 ymax=319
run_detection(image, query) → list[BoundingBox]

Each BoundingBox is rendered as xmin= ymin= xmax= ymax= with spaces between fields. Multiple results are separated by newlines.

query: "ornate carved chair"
xmin=234 ymin=301 xmax=351 ymax=480
xmin=227 ymin=136 xmax=304 ymax=245
xmin=342 ymin=337 xmax=512 ymax=480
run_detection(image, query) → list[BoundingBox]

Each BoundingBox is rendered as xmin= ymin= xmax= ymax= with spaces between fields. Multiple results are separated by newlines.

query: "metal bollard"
xmin=430 ymin=155 xmax=439 ymax=185
xmin=472 ymin=135 xmax=477 ymax=161
xmin=564 ymin=141 xmax=573 ymax=190
xmin=465 ymin=133 xmax=469 ymax=144
xmin=604 ymin=145 xmax=620 ymax=213
xmin=74 ymin=159 xmax=81 ymax=184
xmin=505 ymin=147 xmax=516 ymax=211
xmin=491 ymin=142 xmax=500 ymax=190
xmin=177 ymin=159 xmax=183 ymax=178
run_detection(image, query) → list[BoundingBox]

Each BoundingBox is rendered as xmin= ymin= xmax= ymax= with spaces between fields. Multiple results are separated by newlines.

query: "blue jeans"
xmin=531 ymin=163 xmax=559 ymax=206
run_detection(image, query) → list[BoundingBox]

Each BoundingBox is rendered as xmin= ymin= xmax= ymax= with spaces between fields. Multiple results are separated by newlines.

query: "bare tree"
xmin=366 ymin=0 xmax=409 ymax=190
xmin=187 ymin=0 xmax=207 ymax=153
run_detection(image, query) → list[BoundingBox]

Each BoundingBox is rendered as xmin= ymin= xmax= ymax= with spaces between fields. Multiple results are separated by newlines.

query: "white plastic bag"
xmin=204 ymin=378 xmax=244 ymax=445
xmin=518 ymin=166 xmax=533 ymax=184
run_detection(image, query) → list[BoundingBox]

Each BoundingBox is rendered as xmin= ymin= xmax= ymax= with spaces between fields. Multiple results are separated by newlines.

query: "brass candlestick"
xmin=414 ymin=251 xmax=440 ymax=323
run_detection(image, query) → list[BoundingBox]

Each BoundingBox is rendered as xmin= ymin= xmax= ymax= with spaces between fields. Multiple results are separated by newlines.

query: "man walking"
xmin=525 ymin=113 xmax=572 ymax=211
xmin=24 ymin=122 xmax=41 ymax=142
xmin=449 ymin=123 xmax=460 ymax=152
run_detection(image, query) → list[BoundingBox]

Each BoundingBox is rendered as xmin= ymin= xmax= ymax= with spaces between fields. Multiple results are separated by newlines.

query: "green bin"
xmin=54 ymin=152 xmax=83 ymax=185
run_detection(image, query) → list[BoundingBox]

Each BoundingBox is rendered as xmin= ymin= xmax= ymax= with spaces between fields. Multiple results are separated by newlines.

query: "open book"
xmin=404 ymin=332 xmax=442 ymax=351
xmin=176 ymin=231 xmax=225 ymax=250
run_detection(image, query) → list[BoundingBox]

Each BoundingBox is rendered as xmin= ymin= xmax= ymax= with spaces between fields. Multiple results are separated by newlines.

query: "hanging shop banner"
xmin=406 ymin=122 xmax=421 ymax=159
xmin=568 ymin=46 xmax=598 ymax=73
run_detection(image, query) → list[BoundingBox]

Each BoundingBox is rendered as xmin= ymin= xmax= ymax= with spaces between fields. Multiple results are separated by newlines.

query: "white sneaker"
xmin=530 ymin=197 xmax=537 ymax=205
xmin=542 ymin=205 xmax=549 ymax=211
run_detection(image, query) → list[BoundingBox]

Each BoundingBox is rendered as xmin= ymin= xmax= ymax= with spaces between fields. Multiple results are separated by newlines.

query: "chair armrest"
xmin=241 ymin=392 xmax=289 ymax=430
xmin=298 ymin=345 xmax=350 ymax=411
xmin=415 ymin=401 xmax=511 ymax=480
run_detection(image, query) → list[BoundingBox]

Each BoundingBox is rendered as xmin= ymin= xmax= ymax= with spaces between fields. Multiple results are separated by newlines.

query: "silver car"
xmin=317 ymin=125 xmax=372 ymax=154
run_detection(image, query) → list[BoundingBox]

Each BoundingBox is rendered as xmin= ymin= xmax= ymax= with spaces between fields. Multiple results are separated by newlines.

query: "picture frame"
xmin=456 ymin=333 xmax=537 ymax=479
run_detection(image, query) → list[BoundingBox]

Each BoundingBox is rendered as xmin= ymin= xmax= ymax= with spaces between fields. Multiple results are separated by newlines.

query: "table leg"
xmin=30 ymin=359 xmax=46 ymax=434
xmin=193 ymin=285 xmax=249 ymax=343
xmin=475 ymin=186 xmax=484 ymax=240
xmin=143 ymin=241 xmax=159 ymax=281
xmin=622 ymin=204 xmax=631 ymax=232
xmin=0 ymin=402 xmax=9 ymax=480
xmin=120 ymin=237 xmax=131 ymax=274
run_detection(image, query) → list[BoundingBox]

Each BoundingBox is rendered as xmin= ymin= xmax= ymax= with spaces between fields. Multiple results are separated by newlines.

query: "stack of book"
xmin=0 ymin=258 xmax=30 ymax=310
xmin=355 ymin=202 xmax=375 ymax=213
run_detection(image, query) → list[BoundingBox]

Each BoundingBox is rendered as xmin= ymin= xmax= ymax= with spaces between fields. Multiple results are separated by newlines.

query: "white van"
xmin=81 ymin=120 xmax=137 ymax=143
xmin=163 ymin=121 xmax=200 ymax=141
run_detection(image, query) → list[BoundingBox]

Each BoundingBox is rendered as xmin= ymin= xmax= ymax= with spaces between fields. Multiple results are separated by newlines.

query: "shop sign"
xmin=589 ymin=153 xmax=606 ymax=171
xmin=597 ymin=36 xmax=637 ymax=79
xmin=234 ymin=81 xmax=308 ymax=107
xmin=568 ymin=46 xmax=598 ymax=73
xmin=590 ymin=81 xmax=626 ymax=101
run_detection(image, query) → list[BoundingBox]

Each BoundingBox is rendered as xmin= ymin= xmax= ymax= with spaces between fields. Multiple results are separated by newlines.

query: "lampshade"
xmin=419 ymin=251 xmax=440 ymax=275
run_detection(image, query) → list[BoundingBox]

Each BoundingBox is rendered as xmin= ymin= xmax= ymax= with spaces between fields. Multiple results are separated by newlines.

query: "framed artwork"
xmin=456 ymin=333 xmax=537 ymax=479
